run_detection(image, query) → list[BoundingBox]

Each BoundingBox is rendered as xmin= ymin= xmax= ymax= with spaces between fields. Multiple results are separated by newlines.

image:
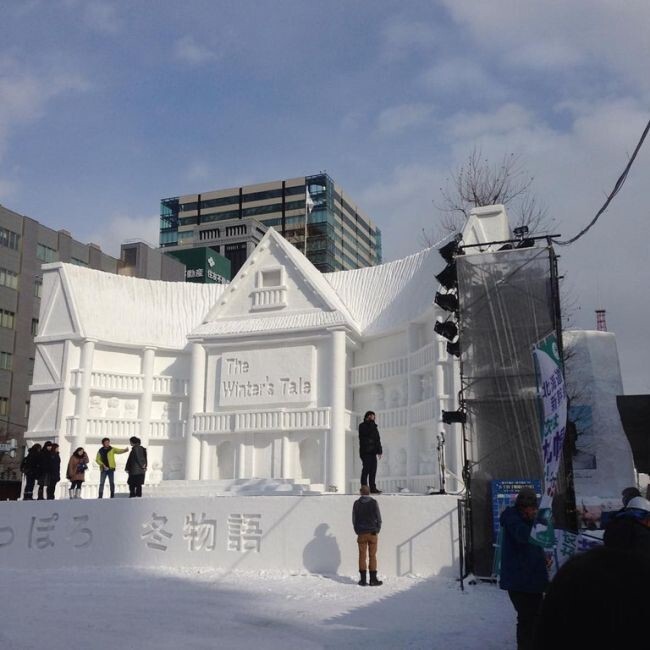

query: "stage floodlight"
xmin=435 ymin=261 xmax=457 ymax=290
xmin=516 ymin=238 xmax=535 ymax=249
xmin=442 ymin=409 xmax=467 ymax=425
xmin=434 ymin=320 xmax=458 ymax=341
xmin=446 ymin=341 xmax=461 ymax=357
xmin=434 ymin=291 xmax=459 ymax=313
xmin=438 ymin=235 xmax=461 ymax=264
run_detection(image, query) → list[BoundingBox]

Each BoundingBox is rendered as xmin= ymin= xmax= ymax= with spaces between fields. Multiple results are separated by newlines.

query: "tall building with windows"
xmin=160 ymin=173 xmax=382 ymax=276
xmin=0 ymin=204 xmax=184 ymax=477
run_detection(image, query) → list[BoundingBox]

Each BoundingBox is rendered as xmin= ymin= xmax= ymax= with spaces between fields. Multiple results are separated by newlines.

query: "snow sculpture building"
xmin=26 ymin=227 xmax=465 ymax=495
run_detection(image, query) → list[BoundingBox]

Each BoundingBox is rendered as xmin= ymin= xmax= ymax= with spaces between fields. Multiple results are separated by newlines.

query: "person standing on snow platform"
xmin=20 ymin=443 xmax=42 ymax=500
xmin=359 ymin=410 xmax=383 ymax=494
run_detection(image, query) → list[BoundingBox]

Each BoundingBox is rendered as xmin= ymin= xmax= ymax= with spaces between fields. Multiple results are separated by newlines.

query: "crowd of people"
xmin=20 ymin=437 xmax=147 ymax=500
xmin=500 ymin=485 xmax=650 ymax=650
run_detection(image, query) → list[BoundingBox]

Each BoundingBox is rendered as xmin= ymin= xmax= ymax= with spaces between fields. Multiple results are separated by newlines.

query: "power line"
xmin=552 ymin=117 xmax=650 ymax=246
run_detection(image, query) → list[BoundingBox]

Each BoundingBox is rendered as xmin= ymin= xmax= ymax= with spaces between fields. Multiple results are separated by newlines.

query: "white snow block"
xmin=0 ymin=494 xmax=459 ymax=577
xmin=564 ymin=330 xmax=635 ymax=499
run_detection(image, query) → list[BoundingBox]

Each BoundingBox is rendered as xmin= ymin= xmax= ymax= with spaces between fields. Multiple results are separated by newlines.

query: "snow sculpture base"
xmin=0 ymin=495 xmax=458 ymax=577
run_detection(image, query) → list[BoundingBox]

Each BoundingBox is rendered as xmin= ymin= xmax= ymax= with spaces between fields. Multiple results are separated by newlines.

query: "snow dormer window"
xmin=251 ymin=266 xmax=287 ymax=311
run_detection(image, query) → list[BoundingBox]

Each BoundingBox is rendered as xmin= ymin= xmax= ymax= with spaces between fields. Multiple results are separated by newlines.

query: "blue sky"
xmin=1 ymin=0 xmax=649 ymax=392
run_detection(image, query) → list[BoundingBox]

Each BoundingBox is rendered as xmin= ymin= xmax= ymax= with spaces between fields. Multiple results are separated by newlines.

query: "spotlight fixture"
xmin=513 ymin=226 xmax=529 ymax=238
xmin=438 ymin=235 xmax=462 ymax=264
xmin=435 ymin=261 xmax=457 ymax=290
xmin=516 ymin=238 xmax=535 ymax=249
xmin=442 ymin=409 xmax=467 ymax=425
xmin=446 ymin=341 xmax=461 ymax=358
xmin=434 ymin=291 xmax=459 ymax=313
xmin=434 ymin=320 xmax=458 ymax=341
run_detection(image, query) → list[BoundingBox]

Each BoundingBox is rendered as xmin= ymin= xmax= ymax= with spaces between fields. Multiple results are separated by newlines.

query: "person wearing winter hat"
xmin=499 ymin=487 xmax=548 ymax=650
xmin=621 ymin=486 xmax=641 ymax=506
xmin=125 ymin=436 xmax=147 ymax=498
xmin=604 ymin=495 xmax=650 ymax=555
xmin=352 ymin=485 xmax=383 ymax=586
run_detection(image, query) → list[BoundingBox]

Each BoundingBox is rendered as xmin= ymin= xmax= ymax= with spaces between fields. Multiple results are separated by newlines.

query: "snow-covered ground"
xmin=1 ymin=566 xmax=513 ymax=649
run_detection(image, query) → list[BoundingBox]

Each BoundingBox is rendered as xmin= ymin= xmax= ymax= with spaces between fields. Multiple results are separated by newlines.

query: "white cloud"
xmin=376 ymin=103 xmax=434 ymax=135
xmin=446 ymin=103 xmax=534 ymax=139
xmin=0 ymin=58 xmax=88 ymax=198
xmin=88 ymin=213 xmax=160 ymax=257
xmin=83 ymin=1 xmax=120 ymax=34
xmin=440 ymin=0 xmax=650 ymax=92
xmin=184 ymin=161 xmax=215 ymax=184
xmin=173 ymin=36 xmax=218 ymax=66
xmin=380 ymin=18 xmax=441 ymax=61
xmin=420 ymin=58 xmax=503 ymax=100
xmin=0 ymin=177 xmax=18 ymax=202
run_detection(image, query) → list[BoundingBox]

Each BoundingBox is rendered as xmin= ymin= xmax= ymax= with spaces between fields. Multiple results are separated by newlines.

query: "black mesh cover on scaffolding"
xmin=456 ymin=244 xmax=569 ymax=577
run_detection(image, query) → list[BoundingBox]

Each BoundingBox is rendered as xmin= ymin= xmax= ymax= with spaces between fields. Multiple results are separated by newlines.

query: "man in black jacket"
xmin=21 ymin=443 xmax=42 ymax=500
xmin=125 ymin=437 xmax=148 ymax=498
xmin=43 ymin=443 xmax=61 ymax=500
xmin=358 ymin=411 xmax=382 ymax=494
xmin=352 ymin=485 xmax=383 ymax=586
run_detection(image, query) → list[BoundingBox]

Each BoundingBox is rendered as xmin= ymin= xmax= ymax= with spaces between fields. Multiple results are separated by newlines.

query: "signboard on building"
xmin=167 ymin=247 xmax=231 ymax=284
xmin=217 ymin=346 xmax=315 ymax=407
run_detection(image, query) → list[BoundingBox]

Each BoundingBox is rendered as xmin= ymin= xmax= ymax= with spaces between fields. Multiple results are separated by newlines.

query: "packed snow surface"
xmin=2 ymin=566 xmax=513 ymax=649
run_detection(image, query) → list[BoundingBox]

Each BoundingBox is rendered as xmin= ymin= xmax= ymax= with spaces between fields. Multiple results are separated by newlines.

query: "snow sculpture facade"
xmin=26 ymin=228 xmax=462 ymax=494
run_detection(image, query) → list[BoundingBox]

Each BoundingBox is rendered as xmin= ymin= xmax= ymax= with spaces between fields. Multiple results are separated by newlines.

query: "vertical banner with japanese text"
xmin=531 ymin=333 xmax=567 ymax=547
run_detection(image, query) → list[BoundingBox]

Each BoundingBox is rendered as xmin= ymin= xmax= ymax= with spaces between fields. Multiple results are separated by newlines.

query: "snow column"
xmin=139 ymin=346 xmax=155 ymax=447
xmin=406 ymin=322 xmax=419 ymax=480
xmin=328 ymin=330 xmax=346 ymax=492
xmin=73 ymin=338 xmax=95 ymax=451
xmin=185 ymin=342 xmax=205 ymax=480
xmin=199 ymin=439 xmax=210 ymax=480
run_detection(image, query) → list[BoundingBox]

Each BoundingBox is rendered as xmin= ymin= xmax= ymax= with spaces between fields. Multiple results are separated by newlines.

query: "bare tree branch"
xmin=429 ymin=147 xmax=550 ymax=240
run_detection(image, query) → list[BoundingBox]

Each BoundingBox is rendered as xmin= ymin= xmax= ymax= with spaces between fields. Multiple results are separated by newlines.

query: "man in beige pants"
xmin=352 ymin=485 xmax=383 ymax=586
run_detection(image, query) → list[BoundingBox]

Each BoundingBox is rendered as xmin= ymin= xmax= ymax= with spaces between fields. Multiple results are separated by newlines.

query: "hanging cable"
xmin=552 ymin=117 xmax=650 ymax=246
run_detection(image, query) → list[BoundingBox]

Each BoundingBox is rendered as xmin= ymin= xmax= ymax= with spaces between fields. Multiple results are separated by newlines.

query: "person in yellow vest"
xmin=95 ymin=438 xmax=128 ymax=498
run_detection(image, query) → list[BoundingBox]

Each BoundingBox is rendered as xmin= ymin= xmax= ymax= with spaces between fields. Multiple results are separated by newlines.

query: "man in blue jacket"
xmin=499 ymin=487 xmax=549 ymax=650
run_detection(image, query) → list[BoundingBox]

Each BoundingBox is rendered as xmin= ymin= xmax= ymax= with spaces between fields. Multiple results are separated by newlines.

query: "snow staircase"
xmin=145 ymin=477 xmax=327 ymax=497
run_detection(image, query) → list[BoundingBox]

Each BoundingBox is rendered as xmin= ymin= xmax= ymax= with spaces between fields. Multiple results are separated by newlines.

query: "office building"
xmin=160 ymin=173 xmax=382 ymax=275
xmin=119 ymin=240 xmax=185 ymax=282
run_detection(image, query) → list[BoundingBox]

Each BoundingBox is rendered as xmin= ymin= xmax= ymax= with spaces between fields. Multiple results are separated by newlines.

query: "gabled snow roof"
xmin=325 ymin=245 xmax=442 ymax=336
xmin=51 ymin=264 xmax=226 ymax=349
xmin=43 ymin=234 xmax=444 ymax=349
xmin=197 ymin=228 xmax=360 ymax=335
